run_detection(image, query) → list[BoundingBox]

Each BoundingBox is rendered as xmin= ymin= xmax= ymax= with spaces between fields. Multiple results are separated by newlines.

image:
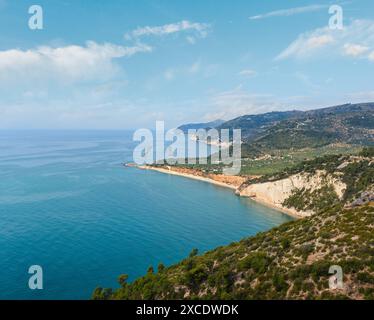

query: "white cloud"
xmin=249 ymin=4 xmax=327 ymax=20
xmin=368 ymin=51 xmax=374 ymax=61
xmin=344 ymin=90 xmax=374 ymax=101
xmin=343 ymin=43 xmax=369 ymax=57
xmin=202 ymin=86 xmax=369 ymax=123
xmin=307 ymin=35 xmax=334 ymax=48
xmin=238 ymin=69 xmax=257 ymax=77
xmin=203 ymin=87 xmax=282 ymax=120
xmin=0 ymin=87 xmax=165 ymax=129
xmin=276 ymin=33 xmax=334 ymax=60
xmin=276 ymin=19 xmax=374 ymax=61
xmin=124 ymin=20 xmax=210 ymax=41
xmin=0 ymin=41 xmax=152 ymax=84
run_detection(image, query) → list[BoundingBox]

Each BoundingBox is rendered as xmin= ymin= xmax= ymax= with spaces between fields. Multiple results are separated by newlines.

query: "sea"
xmin=0 ymin=130 xmax=293 ymax=299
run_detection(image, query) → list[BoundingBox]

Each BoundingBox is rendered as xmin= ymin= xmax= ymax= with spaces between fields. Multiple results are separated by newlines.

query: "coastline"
xmin=241 ymin=195 xmax=303 ymax=219
xmin=138 ymin=165 xmax=238 ymax=190
xmin=133 ymin=164 xmax=303 ymax=219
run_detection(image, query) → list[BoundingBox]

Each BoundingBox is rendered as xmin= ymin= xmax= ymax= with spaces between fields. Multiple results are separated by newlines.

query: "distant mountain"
xmin=176 ymin=103 xmax=373 ymax=157
xmin=251 ymin=103 xmax=374 ymax=150
xmin=216 ymin=110 xmax=304 ymax=140
xmin=178 ymin=119 xmax=225 ymax=133
xmin=216 ymin=103 xmax=373 ymax=151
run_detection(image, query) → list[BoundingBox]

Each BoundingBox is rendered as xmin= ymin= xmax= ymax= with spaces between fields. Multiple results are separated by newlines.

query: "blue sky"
xmin=0 ymin=0 xmax=373 ymax=129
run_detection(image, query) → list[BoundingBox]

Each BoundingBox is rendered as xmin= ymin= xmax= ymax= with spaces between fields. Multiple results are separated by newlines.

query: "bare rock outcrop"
xmin=239 ymin=171 xmax=346 ymax=217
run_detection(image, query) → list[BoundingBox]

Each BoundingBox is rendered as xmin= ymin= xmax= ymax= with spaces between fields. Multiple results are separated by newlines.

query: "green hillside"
xmin=93 ymin=204 xmax=374 ymax=300
xmin=251 ymin=104 xmax=374 ymax=150
xmin=216 ymin=110 xmax=303 ymax=141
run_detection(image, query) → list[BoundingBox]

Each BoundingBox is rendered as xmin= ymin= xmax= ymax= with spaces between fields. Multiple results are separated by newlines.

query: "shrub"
xmin=281 ymin=238 xmax=291 ymax=249
xmin=185 ymin=266 xmax=208 ymax=288
xmin=189 ymin=248 xmax=199 ymax=258
xmin=239 ymin=252 xmax=271 ymax=273
xmin=118 ymin=274 xmax=129 ymax=287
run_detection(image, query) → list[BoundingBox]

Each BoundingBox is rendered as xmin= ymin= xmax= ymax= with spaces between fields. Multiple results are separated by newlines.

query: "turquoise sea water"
xmin=0 ymin=130 xmax=293 ymax=300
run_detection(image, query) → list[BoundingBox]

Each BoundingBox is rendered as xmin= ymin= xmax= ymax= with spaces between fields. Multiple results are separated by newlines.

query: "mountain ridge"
xmin=178 ymin=119 xmax=225 ymax=133
xmin=178 ymin=102 xmax=374 ymax=152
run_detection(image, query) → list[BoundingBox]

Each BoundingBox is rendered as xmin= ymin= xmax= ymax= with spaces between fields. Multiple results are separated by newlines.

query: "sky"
xmin=0 ymin=0 xmax=374 ymax=129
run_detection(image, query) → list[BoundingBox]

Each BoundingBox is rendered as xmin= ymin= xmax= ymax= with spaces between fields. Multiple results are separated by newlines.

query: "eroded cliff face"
xmin=238 ymin=171 xmax=346 ymax=217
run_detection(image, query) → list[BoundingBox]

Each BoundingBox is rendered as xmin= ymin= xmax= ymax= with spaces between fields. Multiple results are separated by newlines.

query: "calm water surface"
xmin=0 ymin=130 xmax=293 ymax=299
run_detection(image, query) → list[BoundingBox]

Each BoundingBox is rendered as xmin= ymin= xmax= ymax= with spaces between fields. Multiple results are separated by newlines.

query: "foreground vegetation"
xmin=93 ymin=205 xmax=374 ymax=300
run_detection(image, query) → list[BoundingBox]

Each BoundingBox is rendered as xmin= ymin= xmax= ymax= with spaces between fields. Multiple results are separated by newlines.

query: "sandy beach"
xmin=138 ymin=165 xmax=238 ymax=190
xmin=135 ymin=165 xmax=303 ymax=218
